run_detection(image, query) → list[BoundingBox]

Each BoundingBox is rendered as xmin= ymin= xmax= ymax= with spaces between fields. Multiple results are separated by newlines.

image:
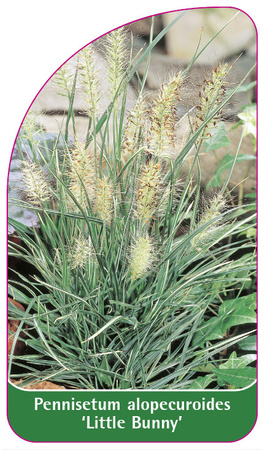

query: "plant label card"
xmin=8 ymin=383 xmax=256 ymax=442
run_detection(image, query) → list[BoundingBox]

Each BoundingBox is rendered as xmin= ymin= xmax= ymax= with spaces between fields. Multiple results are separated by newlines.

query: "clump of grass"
xmin=8 ymin=14 xmax=256 ymax=390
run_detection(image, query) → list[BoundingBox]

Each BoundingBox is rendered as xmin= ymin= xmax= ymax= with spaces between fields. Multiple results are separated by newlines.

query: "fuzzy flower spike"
xmin=54 ymin=64 xmax=74 ymax=98
xmin=135 ymin=160 xmax=162 ymax=223
xmin=70 ymin=234 xmax=95 ymax=270
xmin=21 ymin=112 xmax=42 ymax=148
xmin=129 ymin=234 xmax=154 ymax=281
xmin=104 ymin=27 xmax=127 ymax=103
xmin=122 ymin=94 xmax=147 ymax=161
xmin=21 ymin=160 xmax=51 ymax=207
xmin=68 ymin=139 xmax=96 ymax=211
xmin=195 ymin=63 xmax=228 ymax=142
xmin=149 ymin=72 xmax=183 ymax=157
xmin=79 ymin=45 xmax=100 ymax=120
xmin=191 ymin=192 xmax=226 ymax=248
xmin=95 ymin=176 xmax=113 ymax=223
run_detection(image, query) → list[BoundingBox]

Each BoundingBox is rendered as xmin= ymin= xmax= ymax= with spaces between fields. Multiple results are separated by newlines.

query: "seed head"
xmin=191 ymin=192 xmax=226 ymax=248
xmin=54 ymin=64 xmax=74 ymax=98
xmin=21 ymin=112 xmax=42 ymax=147
xmin=122 ymin=94 xmax=147 ymax=159
xmin=135 ymin=161 xmax=162 ymax=223
xmin=149 ymin=72 xmax=183 ymax=156
xmin=68 ymin=139 xmax=96 ymax=210
xmin=195 ymin=63 xmax=228 ymax=141
xmin=95 ymin=176 xmax=113 ymax=223
xmin=70 ymin=234 xmax=94 ymax=270
xmin=79 ymin=46 xmax=100 ymax=118
xmin=129 ymin=234 xmax=154 ymax=280
xmin=104 ymin=27 xmax=127 ymax=101
xmin=21 ymin=160 xmax=51 ymax=206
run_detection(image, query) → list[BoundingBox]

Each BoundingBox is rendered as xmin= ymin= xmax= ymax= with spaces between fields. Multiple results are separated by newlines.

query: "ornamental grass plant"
xmin=8 ymin=13 xmax=256 ymax=390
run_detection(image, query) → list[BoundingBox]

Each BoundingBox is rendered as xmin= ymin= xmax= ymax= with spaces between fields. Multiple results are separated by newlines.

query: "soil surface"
xmin=10 ymin=379 xmax=65 ymax=390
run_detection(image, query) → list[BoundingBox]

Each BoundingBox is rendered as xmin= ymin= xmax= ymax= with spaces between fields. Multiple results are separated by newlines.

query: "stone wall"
xmin=28 ymin=8 xmax=256 ymax=193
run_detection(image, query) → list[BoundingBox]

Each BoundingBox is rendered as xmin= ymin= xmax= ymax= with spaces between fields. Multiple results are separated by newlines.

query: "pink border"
xmin=6 ymin=5 xmax=258 ymax=445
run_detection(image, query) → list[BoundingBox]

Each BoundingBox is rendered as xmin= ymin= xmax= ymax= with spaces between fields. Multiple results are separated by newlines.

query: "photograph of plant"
xmin=8 ymin=8 xmax=257 ymax=390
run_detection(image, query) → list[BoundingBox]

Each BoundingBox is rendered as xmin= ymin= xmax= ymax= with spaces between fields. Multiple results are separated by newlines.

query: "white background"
xmin=1 ymin=1 xmax=263 ymax=449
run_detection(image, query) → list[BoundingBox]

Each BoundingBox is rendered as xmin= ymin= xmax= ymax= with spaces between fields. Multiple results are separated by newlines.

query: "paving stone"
xmin=26 ymin=15 xmax=256 ymax=194
xmin=162 ymin=8 xmax=256 ymax=64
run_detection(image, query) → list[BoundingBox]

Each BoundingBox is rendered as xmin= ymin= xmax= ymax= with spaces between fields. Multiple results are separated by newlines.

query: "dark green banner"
xmin=8 ymin=382 xmax=256 ymax=442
